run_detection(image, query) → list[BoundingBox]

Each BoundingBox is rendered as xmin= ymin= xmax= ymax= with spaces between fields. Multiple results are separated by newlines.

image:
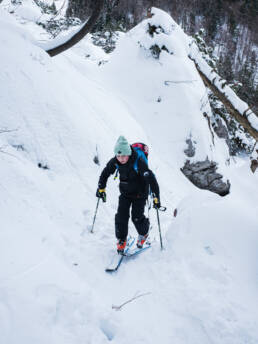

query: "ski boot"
xmin=117 ymin=239 xmax=127 ymax=254
xmin=137 ymin=233 xmax=148 ymax=249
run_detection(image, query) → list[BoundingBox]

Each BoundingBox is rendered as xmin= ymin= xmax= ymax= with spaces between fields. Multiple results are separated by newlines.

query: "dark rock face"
xmin=181 ymin=160 xmax=230 ymax=196
xmin=212 ymin=117 xmax=229 ymax=140
xmin=184 ymin=138 xmax=196 ymax=158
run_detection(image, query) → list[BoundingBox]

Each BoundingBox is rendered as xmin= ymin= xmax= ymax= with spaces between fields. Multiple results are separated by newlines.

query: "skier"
xmin=96 ymin=136 xmax=161 ymax=253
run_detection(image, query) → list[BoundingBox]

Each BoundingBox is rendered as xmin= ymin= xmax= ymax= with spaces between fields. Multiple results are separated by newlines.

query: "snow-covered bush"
xmin=192 ymin=28 xmax=218 ymax=70
xmin=91 ymin=30 xmax=122 ymax=54
xmin=135 ymin=8 xmax=187 ymax=60
xmin=38 ymin=16 xmax=81 ymax=38
xmin=33 ymin=0 xmax=57 ymax=15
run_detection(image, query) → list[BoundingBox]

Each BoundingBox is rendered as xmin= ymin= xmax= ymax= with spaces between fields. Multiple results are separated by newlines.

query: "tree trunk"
xmin=191 ymin=59 xmax=258 ymax=141
xmin=46 ymin=0 xmax=105 ymax=57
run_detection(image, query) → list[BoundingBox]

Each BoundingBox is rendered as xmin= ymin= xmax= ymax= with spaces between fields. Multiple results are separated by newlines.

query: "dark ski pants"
xmin=115 ymin=194 xmax=149 ymax=241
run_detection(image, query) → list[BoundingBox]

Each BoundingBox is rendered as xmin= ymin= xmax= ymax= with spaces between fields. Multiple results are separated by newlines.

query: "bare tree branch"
xmin=46 ymin=0 xmax=105 ymax=57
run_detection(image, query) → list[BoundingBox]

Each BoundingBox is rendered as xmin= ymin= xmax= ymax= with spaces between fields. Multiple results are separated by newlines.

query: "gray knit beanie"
xmin=114 ymin=136 xmax=132 ymax=156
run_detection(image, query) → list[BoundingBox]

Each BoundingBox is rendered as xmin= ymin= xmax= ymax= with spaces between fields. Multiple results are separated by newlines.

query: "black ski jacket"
xmin=98 ymin=148 xmax=160 ymax=199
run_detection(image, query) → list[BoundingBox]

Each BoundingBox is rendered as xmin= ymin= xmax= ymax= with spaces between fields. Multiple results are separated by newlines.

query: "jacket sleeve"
xmin=98 ymin=158 xmax=117 ymax=189
xmin=138 ymin=159 xmax=160 ymax=199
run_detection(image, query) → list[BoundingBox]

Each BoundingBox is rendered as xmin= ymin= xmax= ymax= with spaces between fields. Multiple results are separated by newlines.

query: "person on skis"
xmin=96 ymin=136 xmax=161 ymax=254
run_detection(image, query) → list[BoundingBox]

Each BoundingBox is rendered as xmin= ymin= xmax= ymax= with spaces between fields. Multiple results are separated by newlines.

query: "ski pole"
xmin=155 ymin=206 xmax=166 ymax=250
xmin=156 ymin=208 xmax=163 ymax=250
xmin=147 ymin=187 xmax=151 ymax=219
xmin=147 ymin=197 xmax=151 ymax=219
xmin=91 ymin=198 xmax=100 ymax=233
xmin=147 ymin=197 xmax=153 ymax=231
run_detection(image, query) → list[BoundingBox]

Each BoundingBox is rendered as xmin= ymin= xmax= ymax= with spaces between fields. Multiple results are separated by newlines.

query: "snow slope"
xmin=0 ymin=6 xmax=258 ymax=344
xmin=100 ymin=8 xmax=232 ymax=201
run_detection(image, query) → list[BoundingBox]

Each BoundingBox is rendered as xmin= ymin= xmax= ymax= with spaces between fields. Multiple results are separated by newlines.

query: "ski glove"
xmin=96 ymin=188 xmax=106 ymax=202
xmin=153 ymin=197 xmax=161 ymax=209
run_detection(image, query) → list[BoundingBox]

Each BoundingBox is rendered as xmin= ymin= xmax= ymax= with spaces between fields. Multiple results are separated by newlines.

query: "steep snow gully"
xmin=0 ymin=6 xmax=258 ymax=344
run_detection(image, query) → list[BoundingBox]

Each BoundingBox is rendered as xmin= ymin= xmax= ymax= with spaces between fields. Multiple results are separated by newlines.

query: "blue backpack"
xmin=131 ymin=142 xmax=149 ymax=173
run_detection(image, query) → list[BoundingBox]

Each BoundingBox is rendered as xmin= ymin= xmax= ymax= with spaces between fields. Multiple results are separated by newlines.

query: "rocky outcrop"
xmin=181 ymin=160 xmax=230 ymax=196
xmin=184 ymin=138 xmax=196 ymax=158
xmin=250 ymin=142 xmax=258 ymax=173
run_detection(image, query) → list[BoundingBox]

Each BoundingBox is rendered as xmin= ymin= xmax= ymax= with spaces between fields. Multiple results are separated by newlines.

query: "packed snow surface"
xmin=0 ymin=6 xmax=257 ymax=344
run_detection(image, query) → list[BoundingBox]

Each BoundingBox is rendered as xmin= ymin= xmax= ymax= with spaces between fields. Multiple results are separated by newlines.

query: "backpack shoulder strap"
xmin=114 ymin=163 xmax=119 ymax=180
xmin=133 ymin=149 xmax=148 ymax=173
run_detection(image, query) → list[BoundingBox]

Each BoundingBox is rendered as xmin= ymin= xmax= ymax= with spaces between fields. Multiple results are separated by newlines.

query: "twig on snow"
xmin=0 ymin=128 xmax=17 ymax=134
xmin=112 ymin=292 xmax=151 ymax=311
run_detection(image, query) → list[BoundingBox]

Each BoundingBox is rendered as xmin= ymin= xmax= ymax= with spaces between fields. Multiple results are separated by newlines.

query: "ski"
xmin=125 ymin=243 xmax=151 ymax=257
xmin=105 ymin=238 xmax=151 ymax=273
xmin=105 ymin=237 xmax=135 ymax=273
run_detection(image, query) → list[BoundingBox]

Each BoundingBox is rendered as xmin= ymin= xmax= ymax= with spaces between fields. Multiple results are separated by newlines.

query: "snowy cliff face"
xmin=102 ymin=8 xmax=231 ymax=195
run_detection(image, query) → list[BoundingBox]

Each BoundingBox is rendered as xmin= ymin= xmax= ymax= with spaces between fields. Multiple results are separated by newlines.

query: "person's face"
xmin=116 ymin=155 xmax=129 ymax=164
